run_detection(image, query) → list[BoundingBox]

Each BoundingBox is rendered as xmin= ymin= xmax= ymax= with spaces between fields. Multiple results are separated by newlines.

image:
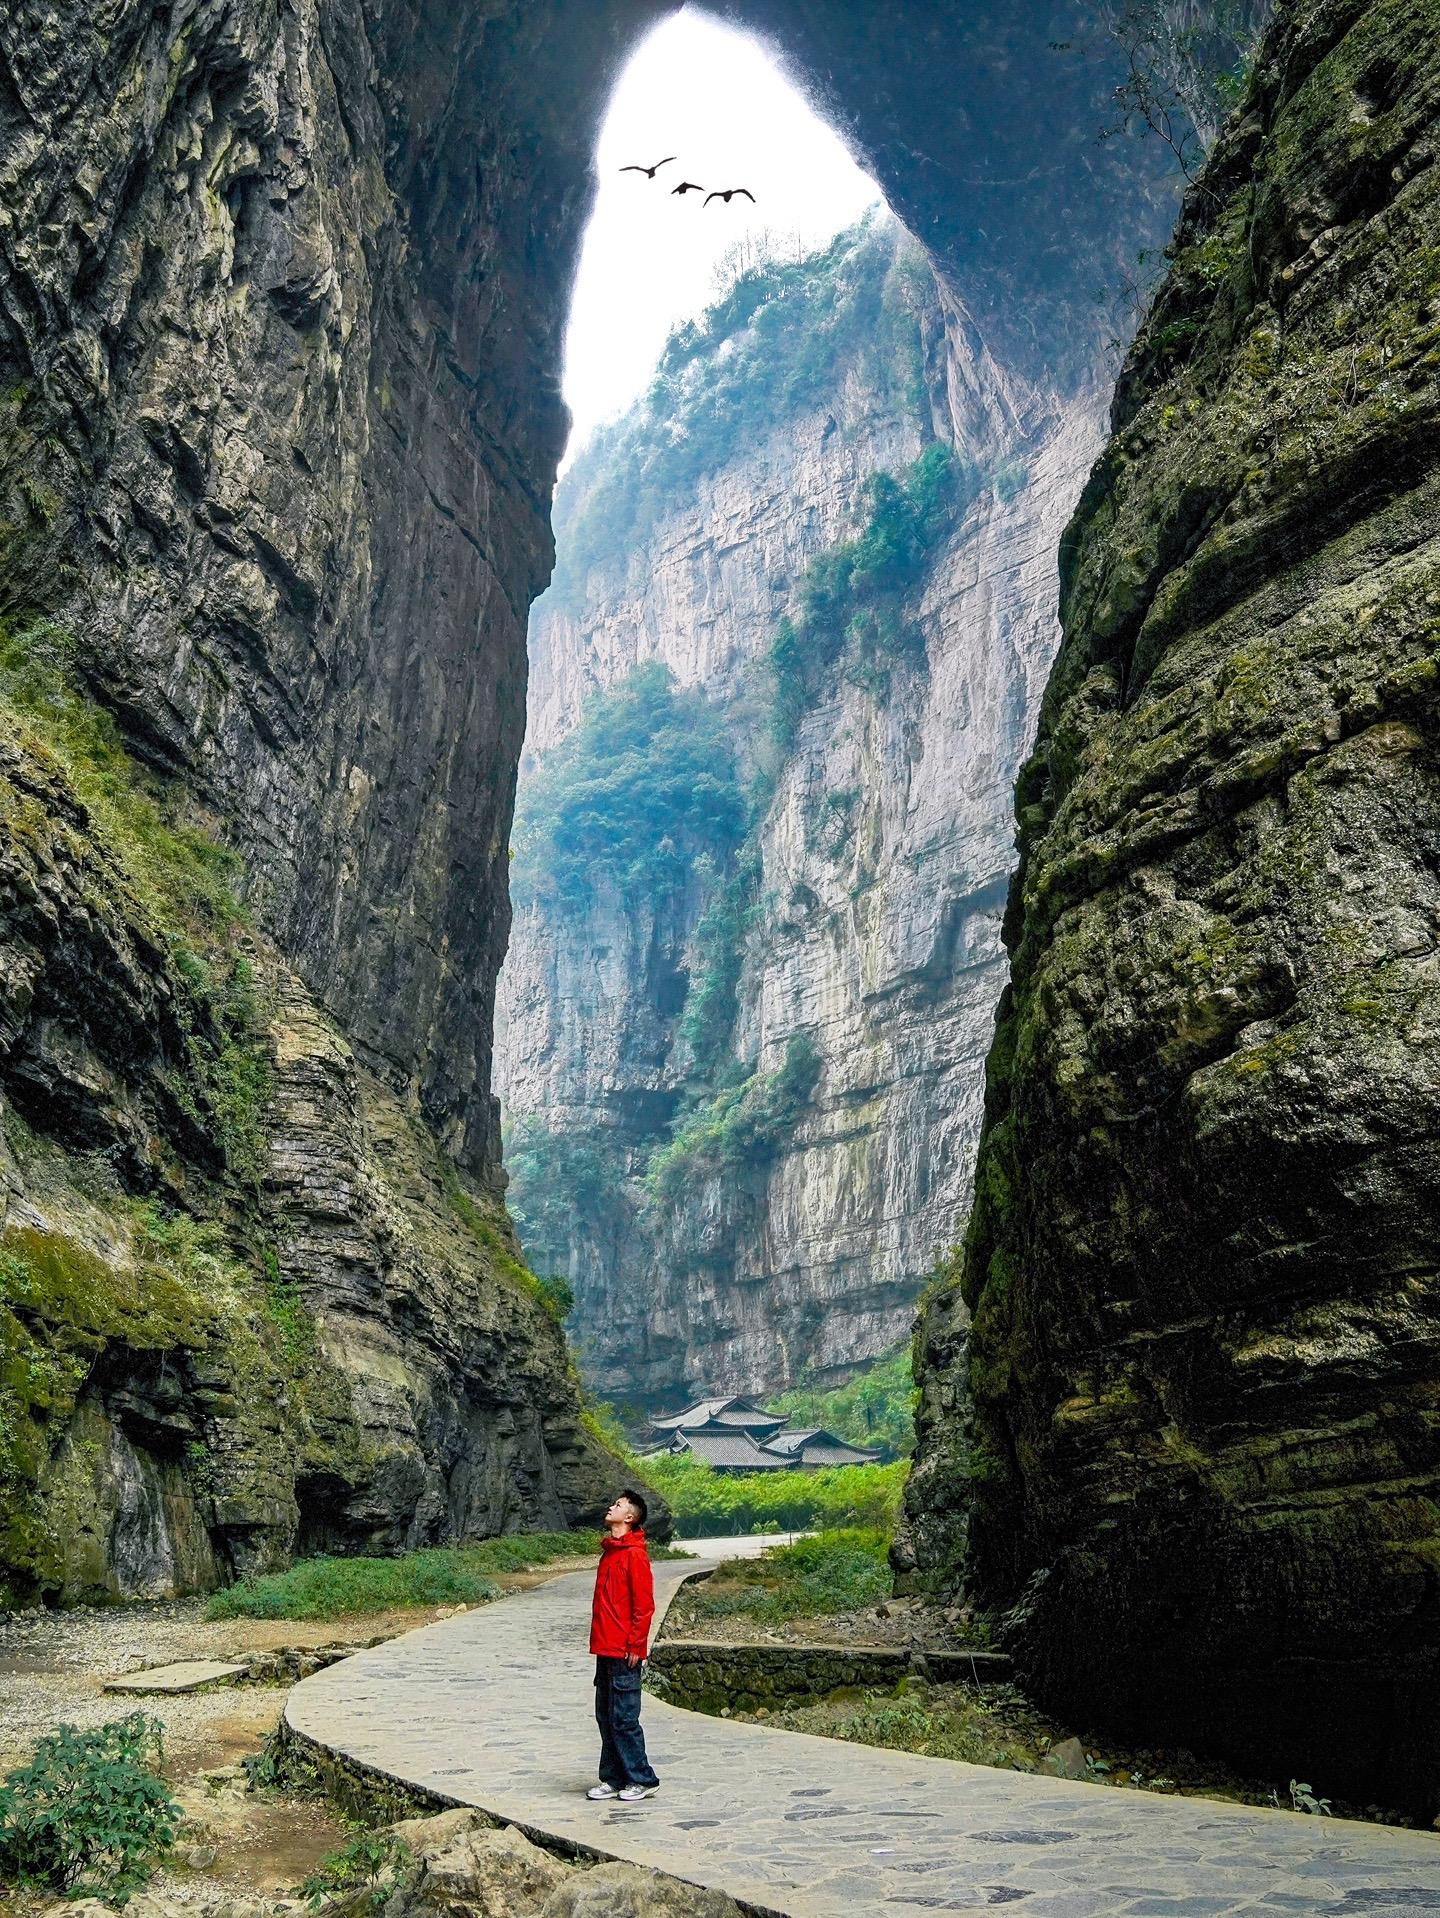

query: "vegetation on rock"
xmin=544 ymin=217 xmax=935 ymax=612
xmin=642 ymin=1033 xmax=822 ymax=1208
xmin=908 ymin=0 xmax=1440 ymax=1812
xmin=769 ymin=443 xmax=966 ymax=745
xmin=510 ymin=662 xmax=745 ymax=909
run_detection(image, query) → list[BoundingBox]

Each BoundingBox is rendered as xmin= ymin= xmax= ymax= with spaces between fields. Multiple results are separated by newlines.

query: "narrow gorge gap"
xmin=4 ymin=0 xmax=1435 ymax=1837
xmin=495 ymin=3 xmax=1084 ymax=1446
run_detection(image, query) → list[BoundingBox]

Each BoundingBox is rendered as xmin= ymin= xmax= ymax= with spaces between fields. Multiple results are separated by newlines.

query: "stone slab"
xmin=284 ymin=1543 xmax=1440 ymax=1918
xmin=104 ymin=1659 xmax=249 ymax=1694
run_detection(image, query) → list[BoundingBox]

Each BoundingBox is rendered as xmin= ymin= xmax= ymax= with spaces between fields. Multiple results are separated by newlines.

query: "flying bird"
xmin=670 ymin=180 xmax=706 ymax=196
xmin=620 ymin=156 xmax=677 ymax=179
xmin=704 ymin=187 xmax=756 ymax=206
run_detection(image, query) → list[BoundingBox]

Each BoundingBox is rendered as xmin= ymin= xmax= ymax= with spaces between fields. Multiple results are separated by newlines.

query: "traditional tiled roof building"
xmin=648 ymin=1396 xmax=788 ymax=1436
xmin=646 ymin=1396 xmax=882 ymax=1473
xmin=763 ymin=1427 xmax=882 ymax=1469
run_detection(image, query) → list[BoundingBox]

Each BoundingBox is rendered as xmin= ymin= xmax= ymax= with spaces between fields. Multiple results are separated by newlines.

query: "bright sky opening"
xmin=560 ymin=5 xmax=884 ymax=466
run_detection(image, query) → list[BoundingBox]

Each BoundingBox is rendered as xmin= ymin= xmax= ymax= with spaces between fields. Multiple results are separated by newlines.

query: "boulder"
xmin=1039 ymin=1737 xmax=1088 ymax=1782
xmin=540 ymin=1864 xmax=744 ymax=1918
xmin=384 ymin=1812 xmax=568 ymax=1918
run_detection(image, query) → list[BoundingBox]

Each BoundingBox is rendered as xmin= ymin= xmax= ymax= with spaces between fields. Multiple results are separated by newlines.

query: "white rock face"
xmin=497 ymin=231 xmax=1106 ymax=1400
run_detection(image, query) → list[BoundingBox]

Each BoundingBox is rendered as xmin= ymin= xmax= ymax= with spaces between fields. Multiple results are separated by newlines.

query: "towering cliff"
xmin=904 ymin=0 xmax=1440 ymax=1814
xmin=0 ymin=0 xmax=660 ymax=1603
xmin=497 ymin=219 xmax=1107 ymax=1401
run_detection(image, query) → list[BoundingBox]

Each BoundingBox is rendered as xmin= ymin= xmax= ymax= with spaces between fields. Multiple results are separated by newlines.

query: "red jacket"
xmin=590 ymin=1529 xmax=655 ymax=1659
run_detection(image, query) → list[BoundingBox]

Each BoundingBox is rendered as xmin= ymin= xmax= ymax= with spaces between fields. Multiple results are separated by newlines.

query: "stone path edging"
xmin=285 ymin=1541 xmax=1440 ymax=1918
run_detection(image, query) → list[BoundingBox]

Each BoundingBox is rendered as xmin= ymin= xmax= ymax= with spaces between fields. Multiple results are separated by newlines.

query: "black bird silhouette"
xmin=704 ymin=187 xmax=756 ymax=206
xmin=620 ymin=156 xmax=677 ymax=179
xmin=670 ymin=180 xmax=706 ymax=196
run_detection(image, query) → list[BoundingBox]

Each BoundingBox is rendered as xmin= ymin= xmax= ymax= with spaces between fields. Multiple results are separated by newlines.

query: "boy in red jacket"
xmin=587 ymin=1489 xmax=660 ymax=1802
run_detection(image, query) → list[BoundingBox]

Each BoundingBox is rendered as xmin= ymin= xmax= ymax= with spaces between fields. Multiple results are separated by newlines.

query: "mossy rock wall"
xmin=907 ymin=0 xmax=1440 ymax=1813
xmin=0 ymin=667 xmax=643 ymax=1607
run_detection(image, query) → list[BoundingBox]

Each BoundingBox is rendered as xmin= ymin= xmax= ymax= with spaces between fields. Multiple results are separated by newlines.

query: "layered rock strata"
xmin=906 ymin=0 xmax=1440 ymax=1812
xmin=499 ymin=223 xmax=1107 ymax=1399
xmin=0 ymin=0 xmax=659 ymax=1600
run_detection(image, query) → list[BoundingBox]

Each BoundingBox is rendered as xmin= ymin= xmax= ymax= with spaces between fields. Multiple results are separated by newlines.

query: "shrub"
xmin=640 ymin=1454 xmax=908 ymax=1536
xmin=299 ymin=1833 xmax=412 ymax=1911
xmin=441 ymin=1160 xmax=573 ymax=1323
xmin=510 ymin=663 xmax=744 ymax=909
xmin=534 ymin=1273 xmax=575 ymax=1322
xmin=503 ymin=1122 xmax=626 ymax=1282
xmin=678 ymin=841 xmax=763 ymax=1078
xmin=768 ymin=444 xmax=968 ymax=748
xmin=771 ymin=1343 xmax=918 ymax=1459
xmin=0 ymin=1713 xmax=180 ymax=1901
xmin=205 ymin=1533 xmax=592 ymax=1621
xmin=642 ymin=1032 xmax=821 ymax=1208
xmin=545 ymin=218 xmax=938 ymax=613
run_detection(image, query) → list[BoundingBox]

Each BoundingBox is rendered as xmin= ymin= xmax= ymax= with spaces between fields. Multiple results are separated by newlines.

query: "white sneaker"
xmin=618 ymin=1784 xmax=657 ymax=1801
xmin=587 ymin=1783 xmax=618 ymax=1800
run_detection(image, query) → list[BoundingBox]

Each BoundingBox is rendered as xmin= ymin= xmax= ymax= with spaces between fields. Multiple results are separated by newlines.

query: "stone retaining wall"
xmin=647 ymin=1639 xmax=1011 ymax=1715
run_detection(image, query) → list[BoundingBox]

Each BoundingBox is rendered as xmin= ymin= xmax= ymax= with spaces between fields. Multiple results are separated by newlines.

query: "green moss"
xmin=441 ymin=1159 xmax=570 ymax=1324
xmin=0 ymin=618 xmax=272 ymax=1192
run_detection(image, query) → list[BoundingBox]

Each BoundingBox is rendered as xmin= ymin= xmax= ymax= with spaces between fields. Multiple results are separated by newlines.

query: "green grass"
xmin=204 ymin=1533 xmax=596 ymax=1621
xmin=682 ymin=1528 xmax=892 ymax=1627
xmin=757 ymin=1681 xmax=1055 ymax=1772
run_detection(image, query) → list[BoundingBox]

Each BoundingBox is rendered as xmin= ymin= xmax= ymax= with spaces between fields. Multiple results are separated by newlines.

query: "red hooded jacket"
xmin=590 ymin=1528 xmax=655 ymax=1660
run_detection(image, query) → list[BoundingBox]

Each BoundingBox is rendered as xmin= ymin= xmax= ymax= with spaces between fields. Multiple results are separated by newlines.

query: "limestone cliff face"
xmin=905 ymin=0 xmax=1440 ymax=1813
xmin=498 ymin=224 xmax=1107 ymax=1398
xmin=0 ymin=0 xmax=1273 ymax=1633
xmin=0 ymin=0 xmax=658 ymax=1602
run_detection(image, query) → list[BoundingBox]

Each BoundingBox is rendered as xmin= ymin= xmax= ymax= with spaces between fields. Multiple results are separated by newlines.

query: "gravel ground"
xmin=0 ymin=1561 xmax=594 ymax=1773
xmin=659 ymin=1588 xmax=971 ymax=1650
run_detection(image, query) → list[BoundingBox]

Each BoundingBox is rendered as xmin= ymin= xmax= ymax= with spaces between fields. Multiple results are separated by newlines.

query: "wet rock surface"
xmin=907 ymin=0 xmax=1440 ymax=1812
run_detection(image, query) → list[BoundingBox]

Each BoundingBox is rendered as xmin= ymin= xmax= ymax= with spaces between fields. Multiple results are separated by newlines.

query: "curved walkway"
xmin=285 ymin=1541 xmax=1440 ymax=1918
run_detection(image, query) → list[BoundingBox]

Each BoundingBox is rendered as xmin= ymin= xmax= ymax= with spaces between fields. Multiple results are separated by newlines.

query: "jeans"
xmin=594 ymin=1655 xmax=659 ymax=1788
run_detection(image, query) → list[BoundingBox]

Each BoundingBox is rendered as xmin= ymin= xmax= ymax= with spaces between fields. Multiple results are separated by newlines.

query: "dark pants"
xmin=594 ymin=1656 xmax=659 ymax=1788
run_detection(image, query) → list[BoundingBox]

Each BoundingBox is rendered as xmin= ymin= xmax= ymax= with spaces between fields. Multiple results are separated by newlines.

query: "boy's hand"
xmin=625 ymin=1652 xmax=642 ymax=1668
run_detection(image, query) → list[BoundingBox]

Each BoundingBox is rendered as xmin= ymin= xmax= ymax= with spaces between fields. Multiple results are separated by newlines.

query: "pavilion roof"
xmin=675 ymin=1429 xmax=789 ymax=1470
xmin=763 ymin=1427 xmax=882 ymax=1464
xmin=650 ymin=1395 xmax=789 ymax=1433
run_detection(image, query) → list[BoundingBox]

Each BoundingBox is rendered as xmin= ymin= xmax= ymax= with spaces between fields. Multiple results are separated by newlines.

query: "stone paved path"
xmin=285 ymin=1541 xmax=1440 ymax=1918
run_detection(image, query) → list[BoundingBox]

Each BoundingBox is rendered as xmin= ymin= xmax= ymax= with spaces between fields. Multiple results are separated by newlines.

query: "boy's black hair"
xmin=618 ymin=1488 xmax=648 ymax=1526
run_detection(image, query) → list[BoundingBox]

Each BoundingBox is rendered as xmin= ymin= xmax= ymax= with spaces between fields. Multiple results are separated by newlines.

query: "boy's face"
xmin=606 ymin=1495 xmax=639 ymax=1528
